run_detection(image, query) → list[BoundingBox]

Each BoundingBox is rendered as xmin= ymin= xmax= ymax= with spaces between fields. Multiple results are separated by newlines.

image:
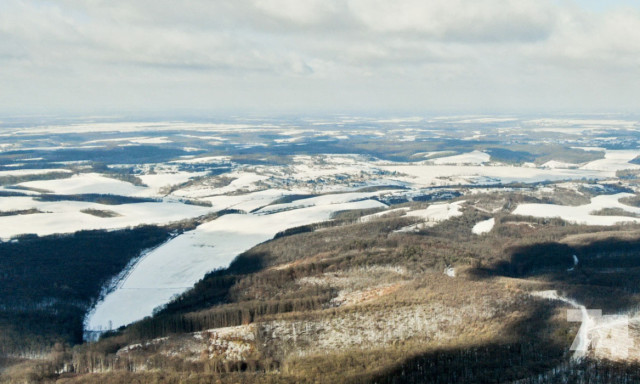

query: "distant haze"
xmin=1 ymin=0 xmax=640 ymax=116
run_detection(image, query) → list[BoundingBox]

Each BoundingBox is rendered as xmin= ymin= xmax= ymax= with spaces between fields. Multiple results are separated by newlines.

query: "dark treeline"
xmin=514 ymin=359 xmax=640 ymax=384
xmin=0 ymin=208 xmax=42 ymax=216
xmin=475 ymin=235 xmax=640 ymax=313
xmin=128 ymin=291 xmax=332 ymax=341
xmin=273 ymin=224 xmax=318 ymax=239
xmin=0 ymin=226 xmax=173 ymax=356
xmin=2 ymin=145 xmax=189 ymax=165
xmin=502 ymin=238 xmax=640 ymax=276
xmin=0 ymin=172 xmax=72 ymax=187
xmin=34 ymin=193 xmax=158 ymax=205
xmin=364 ymin=343 xmax=566 ymax=384
xmin=268 ymin=194 xmax=319 ymax=205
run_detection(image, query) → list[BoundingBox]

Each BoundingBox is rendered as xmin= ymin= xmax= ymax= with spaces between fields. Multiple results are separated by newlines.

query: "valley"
xmin=2 ymin=115 xmax=640 ymax=382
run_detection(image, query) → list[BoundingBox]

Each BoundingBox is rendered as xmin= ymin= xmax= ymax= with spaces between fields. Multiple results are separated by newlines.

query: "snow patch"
xmin=429 ymin=150 xmax=490 ymax=165
xmin=171 ymin=156 xmax=231 ymax=164
xmin=444 ymin=267 xmax=456 ymax=277
xmin=568 ymin=255 xmax=579 ymax=272
xmin=541 ymin=160 xmax=579 ymax=169
xmin=360 ymin=207 xmax=410 ymax=222
xmin=396 ymin=201 xmax=465 ymax=232
xmin=472 ymin=218 xmax=495 ymax=235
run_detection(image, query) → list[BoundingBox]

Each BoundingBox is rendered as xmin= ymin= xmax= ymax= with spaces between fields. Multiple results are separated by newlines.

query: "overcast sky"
xmin=1 ymin=0 xmax=640 ymax=116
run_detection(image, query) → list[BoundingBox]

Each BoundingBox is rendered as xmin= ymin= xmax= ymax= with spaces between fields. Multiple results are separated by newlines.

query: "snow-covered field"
xmin=0 ymin=161 xmax=401 ymax=240
xmin=579 ymin=150 xmax=640 ymax=172
xmin=85 ymin=199 xmax=385 ymax=331
xmin=383 ymin=149 xmax=640 ymax=187
xmin=0 ymin=197 xmax=212 ymax=240
xmin=4 ymin=122 xmax=261 ymax=136
xmin=383 ymin=163 xmax=610 ymax=187
xmin=18 ymin=173 xmax=147 ymax=196
xmin=512 ymin=193 xmax=640 ymax=226
xmin=255 ymin=190 xmax=394 ymax=214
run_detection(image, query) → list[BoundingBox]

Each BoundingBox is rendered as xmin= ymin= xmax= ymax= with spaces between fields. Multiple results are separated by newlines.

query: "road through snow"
xmin=532 ymin=290 xmax=631 ymax=361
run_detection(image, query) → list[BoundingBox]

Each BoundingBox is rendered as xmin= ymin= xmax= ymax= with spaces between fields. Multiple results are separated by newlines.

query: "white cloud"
xmin=0 ymin=0 xmax=639 ymax=114
xmin=348 ymin=0 xmax=556 ymax=42
xmin=253 ymin=0 xmax=342 ymax=25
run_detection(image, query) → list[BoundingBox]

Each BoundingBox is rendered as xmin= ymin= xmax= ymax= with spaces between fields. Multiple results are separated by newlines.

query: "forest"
xmin=4 ymin=195 xmax=640 ymax=383
xmin=0 ymin=226 xmax=173 ymax=357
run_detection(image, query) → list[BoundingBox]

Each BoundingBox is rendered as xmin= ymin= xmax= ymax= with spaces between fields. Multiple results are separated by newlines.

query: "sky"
xmin=1 ymin=0 xmax=640 ymax=116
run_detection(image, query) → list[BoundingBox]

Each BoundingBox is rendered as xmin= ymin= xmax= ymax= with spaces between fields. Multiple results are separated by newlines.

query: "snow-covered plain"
xmin=512 ymin=193 xmax=640 ymax=226
xmin=4 ymin=165 xmax=205 ymax=197
xmin=579 ymin=150 xmax=640 ymax=172
xmin=0 ymin=197 xmax=212 ymax=240
xmin=18 ymin=173 xmax=147 ymax=195
xmin=383 ymin=164 xmax=610 ymax=187
xmin=0 ymin=162 xmax=398 ymax=240
xmin=85 ymin=136 xmax=172 ymax=145
xmin=256 ymin=190 xmax=395 ymax=214
xmin=6 ymin=122 xmax=262 ymax=136
xmin=85 ymin=199 xmax=386 ymax=331
xmin=383 ymin=149 xmax=640 ymax=187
